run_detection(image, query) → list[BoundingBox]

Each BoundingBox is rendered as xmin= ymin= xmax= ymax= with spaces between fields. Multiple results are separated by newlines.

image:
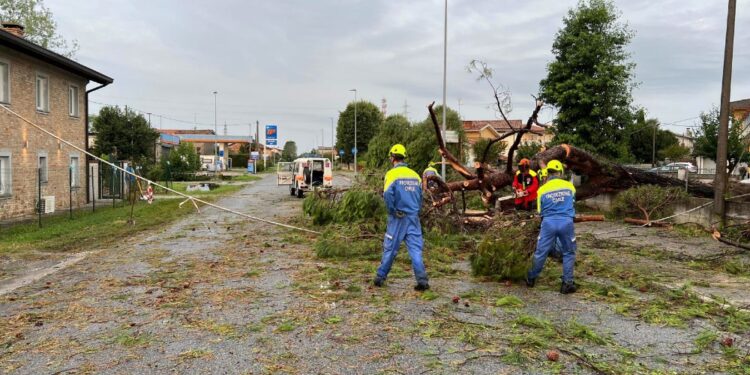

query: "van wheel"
xmin=297 ymin=188 xmax=304 ymax=198
xmin=290 ymin=187 xmax=296 ymax=196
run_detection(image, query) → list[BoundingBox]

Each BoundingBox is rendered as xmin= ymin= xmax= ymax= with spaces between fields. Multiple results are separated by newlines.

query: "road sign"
xmin=444 ymin=130 xmax=459 ymax=144
xmin=219 ymin=150 xmax=224 ymax=157
xmin=266 ymin=125 xmax=278 ymax=146
xmin=250 ymin=151 xmax=260 ymax=160
xmin=339 ymin=149 xmax=345 ymax=156
xmin=352 ymin=147 xmax=358 ymax=155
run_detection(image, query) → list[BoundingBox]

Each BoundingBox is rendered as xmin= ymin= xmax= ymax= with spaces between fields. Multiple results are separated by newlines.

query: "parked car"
xmin=649 ymin=162 xmax=697 ymax=173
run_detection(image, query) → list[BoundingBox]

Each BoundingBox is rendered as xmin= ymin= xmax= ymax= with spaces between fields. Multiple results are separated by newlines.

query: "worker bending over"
xmin=526 ymin=160 xmax=577 ymax=294
xmin=512 ymin=158 xmax=539 ymax=211
xmin=374 ymin=144 xmax=430 ymax=291
xmin=422 ymin=162 xmax=441 ymax=190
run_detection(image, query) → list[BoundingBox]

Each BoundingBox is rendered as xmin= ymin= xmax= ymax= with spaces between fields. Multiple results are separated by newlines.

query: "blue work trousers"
xmin=528 ymin=217 xmax=576 ymax=283
xmin=376 ymin=215 xmax=428 ymax=284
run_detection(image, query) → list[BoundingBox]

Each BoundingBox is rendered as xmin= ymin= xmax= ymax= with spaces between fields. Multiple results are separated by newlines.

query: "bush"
xmin=469 ymin=224 xmax=538 ymax=281
xmin=611 ymin=185 xmax=689 ymax=221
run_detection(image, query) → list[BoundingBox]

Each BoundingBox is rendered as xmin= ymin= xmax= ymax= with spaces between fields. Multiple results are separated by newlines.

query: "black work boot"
xmin=414 ymin=283 xmax=430 ymax=291
xmin=373 ymin=277 xmax=385 ymax=287
xmin=525 ymin=276 xmax=536 ymax=288
xmin=560 ymin=281 xmax=577 ymax=294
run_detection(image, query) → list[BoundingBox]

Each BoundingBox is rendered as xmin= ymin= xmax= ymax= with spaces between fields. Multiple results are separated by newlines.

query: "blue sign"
xmin=219 ymin=150 xmax=224 ymax=157
xmin=339 ymin=149 xmax=345 ymax=156
xmin=352 ymin=147 xmax=358 ymax=155
xmin=266 ymin=125 xmax=278 ymax=146
xmin=247 ymin=161 xmax=255 ymax=173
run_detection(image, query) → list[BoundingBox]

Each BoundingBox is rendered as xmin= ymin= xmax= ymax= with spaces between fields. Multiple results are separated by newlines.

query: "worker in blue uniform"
xmin=526 ymin=160 xmax=578 ymax=294
xmin=373 ymin=144 xmax=430 ymax=291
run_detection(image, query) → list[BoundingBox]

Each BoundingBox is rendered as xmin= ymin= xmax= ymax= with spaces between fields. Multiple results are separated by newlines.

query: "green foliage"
xmin=366 ymin=114 xmax=410 ymax=170
xmin=693 ymin=107 xmax=747 ymax=172
xmin=403 ymin=105 xmax=465 ymax=174
xmin=625 ymin=109 xmax=679 ymax=163
xmin=281 ymin=141 xmax=298 ymax=162
xmin=693 ymin=330 xmax=718 ymax=353
xmin=612 ymin=185 xmax=689 ymax=221
xmin=303 ymin=190 xmax=386 ymax=228
xmin=336 ymin=190 xmax=387 ymax=224
xmin=659 ymin=143 xmax=692 ymax=162
xmin=514 ymin=142 xmax=542 ymax=163
xmin=92 ymin=106 xmax=160 ymax=162
xmin=164 ymin=142 xmax=201 ymax=180
xmin=0 ymin=0 xmax=78 ymax=57
xmin=469 ymin=225 xmax=537 ymax=281
xmin=336 ymin=100 xmax=384 ymax=164
xmin=540 ymin=0 xmax=635 ymax=160
xmin=494 ymin=295 xmax=524 ymax=308
xmin=472 ymin=138 xmax=506 ymax=164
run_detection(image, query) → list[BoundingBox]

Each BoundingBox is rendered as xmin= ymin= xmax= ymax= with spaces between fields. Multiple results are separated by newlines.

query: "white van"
xmin=289 ymin=157 xmax=333 ymax=198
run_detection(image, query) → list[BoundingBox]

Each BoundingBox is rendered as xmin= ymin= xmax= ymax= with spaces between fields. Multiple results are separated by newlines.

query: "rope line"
xmin=592 ymin=201 xmax=714 ymax=236
xmin=1 ymin=104 xmax=321 ymax=235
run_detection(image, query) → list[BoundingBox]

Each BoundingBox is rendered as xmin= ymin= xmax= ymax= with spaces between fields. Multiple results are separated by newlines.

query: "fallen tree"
xmin=424 ymin=101 xmax=742 ymax=210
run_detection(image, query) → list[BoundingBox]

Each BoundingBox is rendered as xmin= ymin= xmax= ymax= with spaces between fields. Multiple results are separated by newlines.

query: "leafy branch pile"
xmin=469 ymin=220 xmax=539 ymax=281
xmin=303 ymin=189 xmax=387 ymax=258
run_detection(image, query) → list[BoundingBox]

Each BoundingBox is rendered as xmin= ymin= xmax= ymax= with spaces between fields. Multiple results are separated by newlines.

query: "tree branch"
xmin=505 ymin=98 xmax=544 ymax=174
xmin=428 ymin=102 xmax=475 ymax=179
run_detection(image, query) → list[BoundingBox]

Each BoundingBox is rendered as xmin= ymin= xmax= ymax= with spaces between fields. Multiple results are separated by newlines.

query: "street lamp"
xmin=441 ymin=0 xmax=448 ymax=179
xmin=213 ymin=91 xmax=218 ymax=172
xmin=349 ymin=89 xmax=358 ymax=177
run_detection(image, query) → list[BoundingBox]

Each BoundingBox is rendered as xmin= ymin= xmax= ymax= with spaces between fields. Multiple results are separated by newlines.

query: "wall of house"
xmin=0 ymin=45 xmax=88 ymax=220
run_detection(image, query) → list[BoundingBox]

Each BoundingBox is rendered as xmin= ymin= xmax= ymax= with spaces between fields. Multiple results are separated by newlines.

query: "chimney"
xmin=1 ymin=22 xmax=25 ymax=38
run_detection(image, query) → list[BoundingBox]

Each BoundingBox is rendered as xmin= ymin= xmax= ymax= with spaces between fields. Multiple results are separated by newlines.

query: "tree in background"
xmin=514 ymin=142 xmax=543 ymax=164
xmin=92 ymin=106 xmax=159 ymax=162
xmin=625 ymin=109 xmax=678 ymax=164
xmin=472 ymin=138 xmax=506 ymax=167
xmin=366 ymin=114 xmax=410 ymax=170
xmin=0 ymin=0 xmax=78 ymax=57
xmin=693 ymin=107 xmax=747 ymax=173
xmin=540 ymin=0 xmax=635 ymax=160
xmin=336 ymin=101 xmax=383 ymax=165
xmin=659 ymin=144 xmax=691 ymax=162
xmin=164 ymin=142 xmax=200 ymax=179
xmin=407 ymin=105 xmax=465 ymax=175
xmin=281 ymin=141 xmax=298 ymax=162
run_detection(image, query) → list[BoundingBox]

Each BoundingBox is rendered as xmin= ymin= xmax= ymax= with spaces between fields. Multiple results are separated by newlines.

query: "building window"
xmin=68 ymin=85 xmax=79 ymax=117
xmin=0 ymin=153 xmax=11 ymax=197
xmin=0 ymin=61 xmax=8 ymax=104
xmin=70 ymin=156 xmax=80 ymax=187
xmin=36 ymin=74 xmax=49 ymax=112
xmin=38 ymin=154 xmax=48 ymax=183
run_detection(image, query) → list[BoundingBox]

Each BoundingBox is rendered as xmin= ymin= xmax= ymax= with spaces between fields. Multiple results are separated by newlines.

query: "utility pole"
xmin=213 ymin=91 xmax=218 ymax=171
xmin=652 ymin=121 xmax=657 ymax=167
xmin=403 ymin=99 xmax=409 ymax=119
xmin=441 ymin=0 xmax=448 ymax=179
xmin=713 ymin=0 xmax=737 ymax=225
xmin=331 ymin=117 xmax=335 ymax=167
xmin=350 ymin=89 xmax=358 ymax=177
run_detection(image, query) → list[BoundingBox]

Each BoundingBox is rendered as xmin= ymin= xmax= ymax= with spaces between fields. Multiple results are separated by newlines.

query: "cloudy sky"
xmin=47 ymin=0 xmax=750 ymax=152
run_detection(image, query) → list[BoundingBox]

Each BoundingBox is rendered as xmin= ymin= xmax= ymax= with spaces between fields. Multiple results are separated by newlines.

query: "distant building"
xmin=731 ymin=99 xmax=750 ymax=127
xmin=0 ymin=23 xmax=112 ymax=220
xmin=462 ymin=119 xmax=554 ymax=165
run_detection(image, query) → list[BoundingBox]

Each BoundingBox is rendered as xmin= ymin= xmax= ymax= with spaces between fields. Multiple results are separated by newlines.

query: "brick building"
xmin=0 ymin=23 xmax=112 ymax=220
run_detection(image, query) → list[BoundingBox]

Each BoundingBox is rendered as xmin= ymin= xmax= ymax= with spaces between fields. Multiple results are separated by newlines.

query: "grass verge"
xmin=0 ymin=184 xmax=243 ymax=254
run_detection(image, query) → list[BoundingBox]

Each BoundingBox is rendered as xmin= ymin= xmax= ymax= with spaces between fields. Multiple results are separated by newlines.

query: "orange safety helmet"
xmin=518 ymin=158 xmax=531 ymax=168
